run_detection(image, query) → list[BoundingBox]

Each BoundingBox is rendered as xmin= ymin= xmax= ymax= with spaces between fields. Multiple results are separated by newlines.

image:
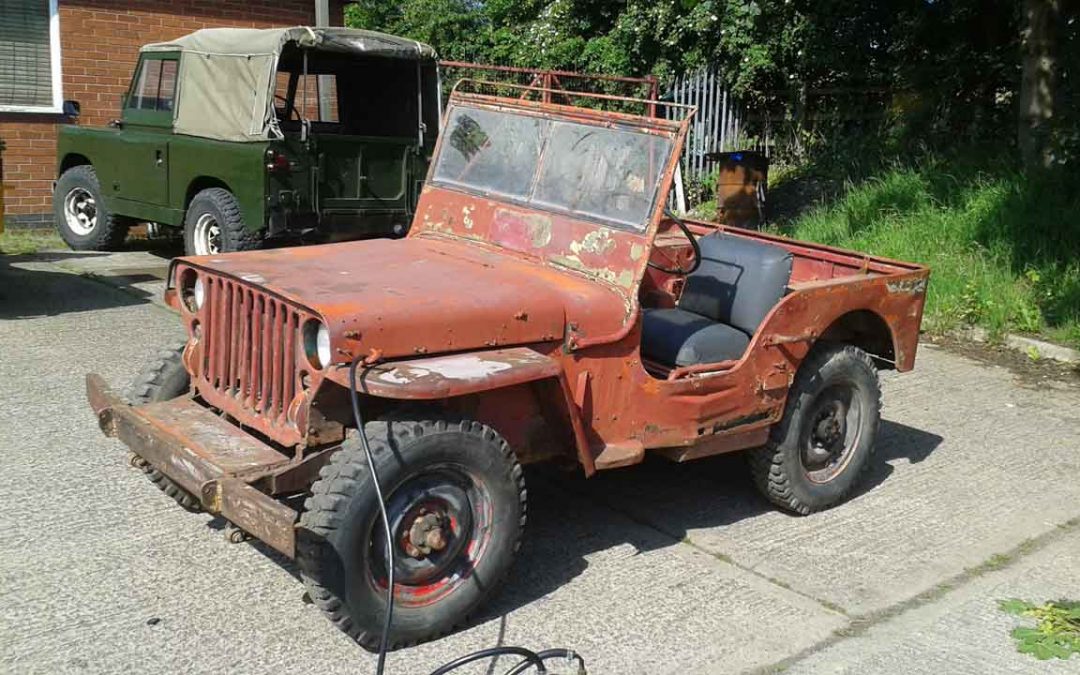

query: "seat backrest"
xmin=677 ymin=232 xmax=793 ymax=335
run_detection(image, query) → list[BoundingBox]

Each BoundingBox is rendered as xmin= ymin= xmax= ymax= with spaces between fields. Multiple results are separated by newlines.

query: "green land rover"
xmin=54 ymin=27 xmax=439 ymax=255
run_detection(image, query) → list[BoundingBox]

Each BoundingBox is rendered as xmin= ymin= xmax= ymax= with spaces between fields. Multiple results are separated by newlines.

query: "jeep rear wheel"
xmin=183 ymin=188 xmax=261 ymax=256
xmin=298 ymin=414 xmax=526 ymax=650
xmin=748 ymin=343 xmax=881 ymax=514
xmin=54 ymin=165 xmax=130 ymax=250
xmin=124 ymin=343 xmax=201 ymax=512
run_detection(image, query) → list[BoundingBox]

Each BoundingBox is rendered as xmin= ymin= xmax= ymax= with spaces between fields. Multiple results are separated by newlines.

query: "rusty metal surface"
xmin=327 ymin=347 xmax=561 ymax=400
xmin=156 ymin=91 xmax=929 ymax=477
xmin=207 ymin=478 xmax=297 ymax=558
xmin=86 ymin=374 xmax=299 ymax=557
xmin=653 ymin=426 xmax=771 ymax=462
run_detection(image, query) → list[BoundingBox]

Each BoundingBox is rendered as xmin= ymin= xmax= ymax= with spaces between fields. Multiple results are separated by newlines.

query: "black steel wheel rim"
xmin=799 ymin=383 xmax=863 ymax=484
xmin=366 ymin=465 xmax=494 ymax=608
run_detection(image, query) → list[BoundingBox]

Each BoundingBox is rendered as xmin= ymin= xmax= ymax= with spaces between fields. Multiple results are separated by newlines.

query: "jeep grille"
xmin=194 ymin=275 xmax=304 ymax=441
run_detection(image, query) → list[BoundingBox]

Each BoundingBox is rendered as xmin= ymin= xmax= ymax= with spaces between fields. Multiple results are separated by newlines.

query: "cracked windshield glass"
xmin=432 ymin=104 xmax=673 ymax=231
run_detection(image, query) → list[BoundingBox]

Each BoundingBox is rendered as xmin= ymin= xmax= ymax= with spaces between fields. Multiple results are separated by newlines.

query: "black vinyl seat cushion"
xmin=642 ymin=308 xmax=751 ymax=366
xmin=641 ymin=232 xmax=793 ymax=367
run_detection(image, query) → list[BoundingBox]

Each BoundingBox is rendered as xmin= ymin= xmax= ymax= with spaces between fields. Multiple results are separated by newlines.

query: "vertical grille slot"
xmin=197 ymin=275 xmax=302 ymax=427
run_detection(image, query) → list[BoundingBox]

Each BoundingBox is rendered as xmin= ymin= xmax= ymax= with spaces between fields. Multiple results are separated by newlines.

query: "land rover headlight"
xmin=303 ymin=320 xmax=332 ymax=369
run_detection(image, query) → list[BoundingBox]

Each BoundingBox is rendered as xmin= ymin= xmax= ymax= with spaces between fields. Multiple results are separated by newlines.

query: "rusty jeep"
xmin=86 ymin=85 xmax=929 ymax=649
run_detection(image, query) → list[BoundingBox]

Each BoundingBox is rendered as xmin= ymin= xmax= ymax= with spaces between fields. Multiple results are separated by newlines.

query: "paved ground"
xmin=1 ymin=248 xmax=1078 ymax=674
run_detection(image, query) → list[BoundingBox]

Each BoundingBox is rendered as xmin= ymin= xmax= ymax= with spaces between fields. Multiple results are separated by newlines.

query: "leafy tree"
xmin=345 ymin=0 xmax=1078 ymax=168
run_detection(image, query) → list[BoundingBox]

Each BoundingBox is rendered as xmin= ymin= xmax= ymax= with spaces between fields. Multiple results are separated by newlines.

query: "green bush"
xmin=773 ymin=155 xmax=1080 ymax=348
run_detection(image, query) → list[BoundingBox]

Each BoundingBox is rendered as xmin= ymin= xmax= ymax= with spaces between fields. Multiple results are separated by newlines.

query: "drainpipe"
xmin=315 ymin=0 xmax=332 ymax=121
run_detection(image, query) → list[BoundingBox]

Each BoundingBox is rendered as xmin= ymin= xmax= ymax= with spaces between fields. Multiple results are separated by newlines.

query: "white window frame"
xmin=0 ymin=0 xmax=64 ymax=114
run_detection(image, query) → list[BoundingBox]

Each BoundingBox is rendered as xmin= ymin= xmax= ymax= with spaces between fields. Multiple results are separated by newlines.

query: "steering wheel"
xmin=648 ymin=210 xmax=702 ymax=276
xmin=274 ymin=94 xmax=301 ymax=121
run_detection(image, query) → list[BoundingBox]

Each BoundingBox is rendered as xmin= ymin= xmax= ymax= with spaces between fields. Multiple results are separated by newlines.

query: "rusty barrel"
xmin=709 ymin=151 xmax=767 ymax=230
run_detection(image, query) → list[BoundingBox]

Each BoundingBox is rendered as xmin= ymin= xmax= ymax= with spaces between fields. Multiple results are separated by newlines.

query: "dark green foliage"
xmin=346 ymin=1 xmax=1077 ymax=163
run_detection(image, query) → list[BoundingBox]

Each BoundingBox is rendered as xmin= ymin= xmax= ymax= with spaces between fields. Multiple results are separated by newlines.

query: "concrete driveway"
xmin=1 ymin=249 xmax=1078 ymax=674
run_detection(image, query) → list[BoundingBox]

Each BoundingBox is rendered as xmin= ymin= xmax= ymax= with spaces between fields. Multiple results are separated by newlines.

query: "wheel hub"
xmin=800 ymin=383 xmax=864 ymax=483
xmin=64 ymin=187 xmax=98 ymax=235
xmin=374 ymin=476 xmax=478 ymax=588
xmin=403 ymin=509 xmax=449 ymax=558
xmin=193 ymin=213 xmax=222 ymax=255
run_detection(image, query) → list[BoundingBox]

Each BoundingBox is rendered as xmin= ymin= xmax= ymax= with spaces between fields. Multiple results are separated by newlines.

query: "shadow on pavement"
xmin=0 ymin=257 xmax=149 ymax=319
xmin=1 ymin=250 xmax=109 ymax=264
xmin=216 ymin=417 xmax=941 ymax=645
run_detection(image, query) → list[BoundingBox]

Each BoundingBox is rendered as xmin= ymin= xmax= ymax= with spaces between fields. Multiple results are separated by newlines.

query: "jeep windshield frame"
xmin=429 ymin=102 xmax=675 ymax=232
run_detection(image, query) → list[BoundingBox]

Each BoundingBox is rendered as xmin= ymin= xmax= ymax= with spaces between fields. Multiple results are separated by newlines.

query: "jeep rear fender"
xmin=324 ymin=347 xmax=596 ymax=475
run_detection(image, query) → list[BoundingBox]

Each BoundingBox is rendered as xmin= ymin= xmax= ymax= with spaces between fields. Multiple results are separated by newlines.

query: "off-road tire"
xmin=297 ymin=414 xmax=527 ymax=651
xmin=124 ymin=343 xmax=201 ymax=512
xmin=183 ymin=187 xmax=262 ymax=256
xmin=748 ymin=343 xmax=881 ymax=514
xmin=54 ymin=165 xmax=130 ymax=251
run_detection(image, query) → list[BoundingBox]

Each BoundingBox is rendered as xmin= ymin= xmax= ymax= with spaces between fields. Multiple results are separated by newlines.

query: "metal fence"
xmin=665 ymin=65 xmax=746 ymax=185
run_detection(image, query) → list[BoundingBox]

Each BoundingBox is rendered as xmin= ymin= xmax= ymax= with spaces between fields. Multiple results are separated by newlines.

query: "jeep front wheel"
xmin=54 ymin=165 xmax=130 ymax=250
xmin=748 ymin=343 xmax=881 ymax=514
xmin=124 ymin=343 xmax=201 ymax=512
xmin=298 ymin=415 xmax=526 ymax=650
xmin=183 ymin=187 xmax=261 ymax=256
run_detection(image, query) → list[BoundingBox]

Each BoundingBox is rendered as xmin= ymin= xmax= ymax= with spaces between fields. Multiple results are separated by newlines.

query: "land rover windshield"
xmin=431 ymin=104 xmax=674 ymax=231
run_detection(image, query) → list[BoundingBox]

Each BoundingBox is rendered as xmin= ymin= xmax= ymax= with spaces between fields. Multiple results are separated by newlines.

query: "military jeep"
xmin=55 ymin=27 xmax=439 ymax=255
xmin=87 ymin=85 xmax=929 ymax=649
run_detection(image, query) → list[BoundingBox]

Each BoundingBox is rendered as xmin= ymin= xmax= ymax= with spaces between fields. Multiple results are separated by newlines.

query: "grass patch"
xmin=999 ymin=599 xmax=1080 ymax=660
xmin=0 ymin=229 xmax=65 ymax=255
xmin=766 ymin=155 xmax=1080 ymax=348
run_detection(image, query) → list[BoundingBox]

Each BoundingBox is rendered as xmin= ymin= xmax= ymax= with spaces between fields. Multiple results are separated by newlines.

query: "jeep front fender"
xmin=326 ymin=347 xmax=561 ymax=400
xmin=324 ymin=346 xmax=596 ymax=475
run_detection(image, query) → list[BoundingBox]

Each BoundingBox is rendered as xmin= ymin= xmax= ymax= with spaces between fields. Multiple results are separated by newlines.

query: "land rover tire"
xmin=748 ymin=343 xmax=881 ymax=515
xmin=124 ymin=343 xmax=201 ymax=512
xmin=183 ymin=187 xmax=261 ymax=256
xmin=54 ymin=165 xmax=130 ymax=251
xmin=297 ymin=414 xmax=527 ymax=650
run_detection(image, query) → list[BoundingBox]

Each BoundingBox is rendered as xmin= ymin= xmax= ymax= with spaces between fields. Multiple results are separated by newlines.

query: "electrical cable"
xmin=427 ymin=647 xmax=546 ymax=675
xmin=348 ymin=357 xmax=395 ymax=675
xmin=347 ymin=356 xmax=586 ymax=675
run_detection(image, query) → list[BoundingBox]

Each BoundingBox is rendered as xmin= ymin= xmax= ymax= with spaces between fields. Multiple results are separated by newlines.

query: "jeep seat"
xmin=641 ymin=233 xmax=793 ymax=367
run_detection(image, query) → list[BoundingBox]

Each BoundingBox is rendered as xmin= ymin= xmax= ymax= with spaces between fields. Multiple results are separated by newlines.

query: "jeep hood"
xmin=180 ymin=235 xmax=629 ymax=361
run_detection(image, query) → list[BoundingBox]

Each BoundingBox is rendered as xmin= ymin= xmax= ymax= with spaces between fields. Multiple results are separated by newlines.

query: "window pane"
xmin=134 ymin=60 xmax=162 ymax=110
xmin=157 ymin=59 xmax=177 ymax=111
xmin=431 ymin=104 xmax=673 ymax=231
xmin=433 ymin=107 xmax=547 ymax=199
xmin=0 ymin=0 xmax=54 ymax=109
xmin=533 ymin=121 xmax=670 ymax=229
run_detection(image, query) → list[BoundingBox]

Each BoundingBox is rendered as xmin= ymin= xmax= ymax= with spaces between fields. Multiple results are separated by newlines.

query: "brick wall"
xmin=0 ymin=0 xmax=344 ymax=229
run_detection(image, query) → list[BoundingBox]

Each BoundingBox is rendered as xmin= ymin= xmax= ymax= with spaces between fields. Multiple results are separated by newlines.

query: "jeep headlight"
xmin=303 ymin=319 xmax=332 ymax=369
xmin=179 ymin=269 xmax=205 ymax=312
xmin=193 ymin=277 xmax=206 ymax=310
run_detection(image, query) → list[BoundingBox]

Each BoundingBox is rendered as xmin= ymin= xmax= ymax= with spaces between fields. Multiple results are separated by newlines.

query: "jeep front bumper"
xmin=86 ymin=374 xmax=298 ymax=558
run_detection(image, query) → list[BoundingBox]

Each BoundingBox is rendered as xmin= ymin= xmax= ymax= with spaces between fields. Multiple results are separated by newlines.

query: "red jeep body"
xmin=87 ymin=89 xmax=928 ymax=645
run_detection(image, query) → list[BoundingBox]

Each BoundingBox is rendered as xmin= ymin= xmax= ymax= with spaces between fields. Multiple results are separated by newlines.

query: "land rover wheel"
xmin=54 ymin=165 xmax=130 ymax=250
xmin=123 ymin=343 xmax=202 ymax=512
xmin=298 ymin=414 xmax=526 ymax=650
xmin=183 ymin=187 xmax=261 ymax=256
xmin=749 ymin=343 xmax=881 ymax=514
